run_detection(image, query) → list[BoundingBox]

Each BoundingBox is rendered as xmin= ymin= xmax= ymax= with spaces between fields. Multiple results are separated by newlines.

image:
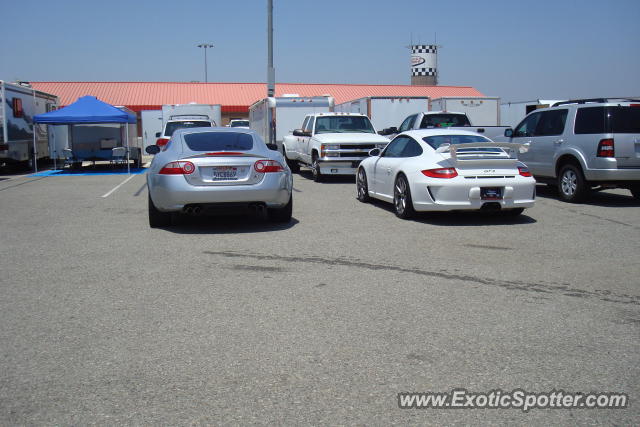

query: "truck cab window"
xmin=398 ymin=115 xmax=416 ymax=133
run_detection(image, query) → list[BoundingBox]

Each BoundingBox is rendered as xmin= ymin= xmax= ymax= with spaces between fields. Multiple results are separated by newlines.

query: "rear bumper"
xmin=148 ymin=171 xmax=292 ymax=212
xmin=410 ymin=175 xmax=536 ymax=212
xmin=583 ymin=167 xmax=640 ymax=182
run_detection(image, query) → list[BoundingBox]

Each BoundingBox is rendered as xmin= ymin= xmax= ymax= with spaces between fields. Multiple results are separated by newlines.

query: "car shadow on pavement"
xmin=366 ymin=198 xmax=537 ymax=226
xmin=535 ymin=184 xmax=640 ymax=208
xmin=161 ymin=214 xmax=299 ymax=234
xmin=296 ymin=170 xmax=356 ymax=184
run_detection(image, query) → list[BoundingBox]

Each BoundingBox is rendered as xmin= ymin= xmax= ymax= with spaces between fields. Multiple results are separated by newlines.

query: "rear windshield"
xmin=422 ymin=134 xmax=491 ymax=149
xmin=230 ymin=120 xmax=250 ymax=127
xmin=420 ymin=114 xmax=471 ymax=128
xmin=315 ymin=116 xmax=375 ymax=134
xmin=575 ymin=106 xmax=640 ymax=134
xmin=165 ymin=121 xmax=212 ymax=136
xmin=183 ymin=132 xmax=254 ymax=152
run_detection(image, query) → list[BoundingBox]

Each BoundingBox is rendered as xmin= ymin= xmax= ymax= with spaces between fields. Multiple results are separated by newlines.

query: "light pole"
xmin=197 ymin=43 xmax=214 ymax=82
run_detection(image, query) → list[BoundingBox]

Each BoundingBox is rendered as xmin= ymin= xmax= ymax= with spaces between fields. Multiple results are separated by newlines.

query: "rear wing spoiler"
xmin=436 ymin=142 xmax=528 ymax=165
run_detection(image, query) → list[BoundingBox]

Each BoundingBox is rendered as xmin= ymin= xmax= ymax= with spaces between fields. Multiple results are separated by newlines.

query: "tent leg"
xmin=126 ymin=124 xmax=130 ymax=174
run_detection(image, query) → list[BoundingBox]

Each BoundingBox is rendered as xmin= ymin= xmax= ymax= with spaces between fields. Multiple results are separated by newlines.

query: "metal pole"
xmin=204 ymin=47 xmax=208 ymax=83
xmin=267 ymin=0 xmax=275 ymax=98
xmin=32 ymin=90 xmax=38 ymax=173
xmin=126 ymin=123 xmax=130 ymax=175
xmin=197 ymin=44 xmax=214 ymax=83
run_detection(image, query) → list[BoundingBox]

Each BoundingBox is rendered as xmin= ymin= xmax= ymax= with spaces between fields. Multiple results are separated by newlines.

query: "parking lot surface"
xmin=0 ymin=169 xmax=639 ymax=425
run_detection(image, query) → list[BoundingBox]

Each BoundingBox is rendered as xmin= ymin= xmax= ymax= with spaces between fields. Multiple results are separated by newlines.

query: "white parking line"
xmin=101 ymin=174 xmax=138 ymax=198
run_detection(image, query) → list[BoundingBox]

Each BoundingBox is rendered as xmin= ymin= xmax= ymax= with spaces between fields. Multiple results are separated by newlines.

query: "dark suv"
xmin=505 ymin=98 xmax=640 ymax=202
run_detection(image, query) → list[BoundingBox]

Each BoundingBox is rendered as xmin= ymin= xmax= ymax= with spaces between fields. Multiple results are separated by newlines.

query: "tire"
xmin=503 ymin=208 xmax=525 ymax=216
xmin=630 ymin=184 xmax=640 ymax=200
xmin=283 ymin=147 xmax=300 ymax=173
xmin=393 ymin=174 xmax=415 ymax=219
xmin=356 ymin=168 xmax=370 ymax=202
xmin=311 ymin=153 xmax=323 ymax=182
xmin=148 ymin=193 xmax=172 ymax=228
xmin=557 ymin=163 xmax=589 ymax=203
xmin=268 ymin=195 xmax=293 ymax=223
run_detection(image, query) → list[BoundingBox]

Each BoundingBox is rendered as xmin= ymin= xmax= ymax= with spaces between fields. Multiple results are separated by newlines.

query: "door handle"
xmin=387 ymin=168 xmax=391 ymax=174
xmin=554 ymin=139 xmax=564 ymax=145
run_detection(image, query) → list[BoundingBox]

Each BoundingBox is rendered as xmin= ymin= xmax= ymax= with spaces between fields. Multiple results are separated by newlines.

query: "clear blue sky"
xmin=1 ymin=0 xmax=639 ymax=102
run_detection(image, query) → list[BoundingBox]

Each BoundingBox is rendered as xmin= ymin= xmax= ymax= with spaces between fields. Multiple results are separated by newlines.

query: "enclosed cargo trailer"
xmin=335 ymin=96 xmax=430 ymax=132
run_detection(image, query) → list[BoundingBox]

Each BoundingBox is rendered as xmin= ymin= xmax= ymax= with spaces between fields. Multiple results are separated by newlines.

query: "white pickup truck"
xmin=282 ymin=113 xmax=389 ymax=182
xmin=381 ymin=111 xmax=510 ymax=141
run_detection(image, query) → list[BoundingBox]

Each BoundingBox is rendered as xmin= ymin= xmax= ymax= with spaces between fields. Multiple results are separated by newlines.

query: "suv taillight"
xmin=597 ymin=138 xmax=614 ymax=157
xmin=159 ymin=161 xmax=195 ymax=175
xmin=254 ymin=160 xmax=284 ymax=173
xmin=156 ymin=138 xmax=170 ymax=147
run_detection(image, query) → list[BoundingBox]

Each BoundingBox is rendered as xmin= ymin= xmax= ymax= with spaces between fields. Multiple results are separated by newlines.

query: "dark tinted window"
xmin=575 ymin=107 xmax=606 ymax=134
xmin=514 ymin=112 xmax=541 ymax=137
xmin=402 ymin=138 xmax=423 ymax=157
xmin=422 ymin=134 xmax=491 ymax=149
xmin=382 ymin=136 xmax=411 ymax=158
xmin=535 ymin=109 xmax=568 ymax=136
xmin=608 ymin=106 xmax=640 ymax=133
xmin=399 ymin=114 xmax=417 ymax=132
xmin=230 ymin=120 xmax=249 ymax=127
xmin=183 ymin=132 xmax=254 ymax=152
xmin=165 ymin=121 xmax=212 ymax=136
xmin=419 ymin=114 xmax=471 ymax=128
xmin=305 ymin=117 xmax=315 ymax=133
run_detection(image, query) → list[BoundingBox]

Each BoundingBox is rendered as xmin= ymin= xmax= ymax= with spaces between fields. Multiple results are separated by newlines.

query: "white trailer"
xmin=430 ymin=97 xmax=501 ymax=126
xmin=500 ymin=99 xmax=567 ymax=127
xmin=161 ymin=103 xmax=221 ymax=129
xmin=335 ymin=96 xmax=430 ymax=132
xmin=141 ymin=110 xmax=163 ymax=149
xmin=249 ymin=96 xmax=334 ymax=151
xmin=0 ymin=81 xmax=58 ymax=166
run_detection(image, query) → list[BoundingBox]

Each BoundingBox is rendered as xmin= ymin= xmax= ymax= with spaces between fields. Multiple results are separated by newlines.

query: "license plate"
xmin=211 ymin=166 xmax=238 ymax=180
xmin=481 ymin=187 xmax=503 ymax=200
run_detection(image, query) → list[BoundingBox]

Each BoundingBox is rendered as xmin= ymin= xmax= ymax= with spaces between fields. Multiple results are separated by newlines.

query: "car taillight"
xmin=254 ymin=160 xmax=284 ymax=173
xmin=421 ymin=168 xmax=458 ymax=178
xmin=159 ymin=161 xmax=195 ymax=175
xmin=597 ymin=138 xmax=614 ymax=157
xmin=156 ymin=138 xmax=170 ymax=147
xmin=518 ymin=166 xmax=532 ymax=177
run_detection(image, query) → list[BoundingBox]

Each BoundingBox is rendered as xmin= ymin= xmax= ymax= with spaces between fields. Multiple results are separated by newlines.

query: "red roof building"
xmin=31 ymin=81 xmax=485 ymax=121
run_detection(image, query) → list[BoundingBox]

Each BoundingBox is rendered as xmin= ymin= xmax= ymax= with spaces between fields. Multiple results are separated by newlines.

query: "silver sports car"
xmin=146 ymin=127 xmax=293 ymax=227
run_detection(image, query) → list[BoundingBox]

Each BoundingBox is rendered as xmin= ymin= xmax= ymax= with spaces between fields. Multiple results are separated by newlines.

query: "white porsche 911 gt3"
xmin=356 ymin=129 xmax=536 ymax=219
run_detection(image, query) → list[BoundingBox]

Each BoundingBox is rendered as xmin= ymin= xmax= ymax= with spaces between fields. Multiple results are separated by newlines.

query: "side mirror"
xmin=155 ymin=132 xmax=161 ymax=138
xmin=266 ymin=143 xmax=278 ymax=151
xmin=292 ymin=129 xmax=306 ymax=137
xmin=504 ymin=128 xmax=513 ymax=138
xmin=368 ymin=148 xmax=381 ymax=157
xmin=146 ymin=145 xmax=160 ymax=155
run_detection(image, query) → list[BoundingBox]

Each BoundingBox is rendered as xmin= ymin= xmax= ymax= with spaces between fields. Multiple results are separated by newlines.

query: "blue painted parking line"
xmin=29 ymin=168 xmax=147 ymax=177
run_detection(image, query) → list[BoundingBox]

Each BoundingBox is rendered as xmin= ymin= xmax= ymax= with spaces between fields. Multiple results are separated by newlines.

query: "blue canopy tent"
xmin=34 ymin=96 xmax=137 ymax=173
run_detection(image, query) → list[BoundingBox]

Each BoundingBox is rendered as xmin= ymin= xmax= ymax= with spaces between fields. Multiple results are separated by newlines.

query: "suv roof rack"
xmin=551 ymin=98 xmax=640 ymax=107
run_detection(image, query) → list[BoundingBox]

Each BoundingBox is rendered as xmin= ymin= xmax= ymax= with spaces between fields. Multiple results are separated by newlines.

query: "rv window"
xmin=12 ymin=98 xmax=24 ymax=118
xmin=164 ymin=121 xmax=212 ymax=136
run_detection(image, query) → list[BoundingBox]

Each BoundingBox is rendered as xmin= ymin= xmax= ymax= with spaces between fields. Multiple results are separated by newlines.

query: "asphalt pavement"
xmin=0 ymin=168 xmax=638 ymax=425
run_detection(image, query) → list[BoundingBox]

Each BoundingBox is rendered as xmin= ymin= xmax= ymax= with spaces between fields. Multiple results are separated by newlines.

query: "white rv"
xmin=249 ymin=96 xmax=334 ymax=152
xmin=335 ymin=96 xmax=430 ymax=133
xmin=500 ymin=100 xmax=567 ymax=127
xmin=430 ymin=97 xmax=501 ymax=126
xmin=0 ymin=81 xmax=58 ymax=166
